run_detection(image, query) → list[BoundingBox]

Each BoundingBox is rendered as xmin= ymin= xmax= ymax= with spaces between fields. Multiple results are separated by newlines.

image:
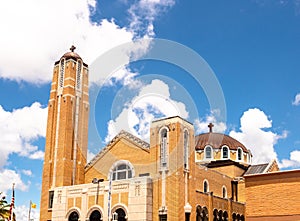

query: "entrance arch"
xmin=112 ymin=208 xmax=127 ymax=221
xmin=68 ymin=211 xmax=79 ymax=221
xmin=89 ymin=210 xmax=102 ymax=221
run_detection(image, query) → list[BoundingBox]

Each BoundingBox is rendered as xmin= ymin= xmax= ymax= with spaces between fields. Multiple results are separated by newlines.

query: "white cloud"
xmin=128 ymin=0 xmax=175 ymax=37
xmin=279 ymin=150 xmax=300 ymax=168
xmin=0 ymin=169 xmax=29 ymax=194
xmin=0 ymin=0 xmax=176 ymax=85
xmin=0 ymin=0 xmax=134 ymax=84
xmin=87 ymin=150 xmax=96 ymax=163
xmin=229 ymin=108 xmax=287 ymax=164
xmin=103 ymin=67 xmax=142 ymax=89
xmin=194 ymin=109 xmax=227 ymax=134
xmin=21 ymin=170 xmax=33 ymax=177
xmin=28 ymin=150 xmax=45 ymax=160
xmin=0 ymin=102 xmax=47 ymax=168
xmin=105 ymin=79 xmax=188 ymax=142
xmin=292 ymin=93 xmax=300 ymax=106
xmin=14 ymin=204 xmax=39 ymax=221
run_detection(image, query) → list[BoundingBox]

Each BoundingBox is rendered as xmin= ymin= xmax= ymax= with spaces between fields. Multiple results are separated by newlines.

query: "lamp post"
xmin=92 ymin=178 xmax=104 ymax=204
xmin=107 ymin=172 xmax=112 ymax=221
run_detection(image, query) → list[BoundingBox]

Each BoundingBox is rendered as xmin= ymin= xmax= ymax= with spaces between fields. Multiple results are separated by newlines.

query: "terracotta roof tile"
xmin=195 ymin=132 xmax=249 ymax=153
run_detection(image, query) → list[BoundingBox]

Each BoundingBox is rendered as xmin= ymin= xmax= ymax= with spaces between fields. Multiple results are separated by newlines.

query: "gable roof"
xmin=85 ymin=130 xmax=149 ymax=170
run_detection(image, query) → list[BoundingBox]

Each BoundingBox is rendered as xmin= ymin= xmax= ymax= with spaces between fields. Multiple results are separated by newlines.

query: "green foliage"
xmin=0 ymin=192 xmax=10 ymax=220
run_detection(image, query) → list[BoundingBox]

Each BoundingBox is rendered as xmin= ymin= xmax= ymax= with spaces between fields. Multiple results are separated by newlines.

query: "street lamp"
xmin=92 ymin=178 xmax=104 ymax=204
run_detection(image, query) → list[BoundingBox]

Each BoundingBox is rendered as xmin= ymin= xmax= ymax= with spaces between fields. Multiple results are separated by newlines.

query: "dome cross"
xmin=208 ymin=123 xmax=214 ymax=133
xmin=70 ymin=45 xmax=76 ymax=52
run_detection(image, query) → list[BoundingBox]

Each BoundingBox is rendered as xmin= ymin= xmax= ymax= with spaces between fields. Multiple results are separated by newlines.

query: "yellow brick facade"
xmin=40 ymin=48 xmax=299 ymax=221
xmin=40 ymin=49 xmax=89 ymax=221
xmin=245 ymin=170 xmax=300 ymax=220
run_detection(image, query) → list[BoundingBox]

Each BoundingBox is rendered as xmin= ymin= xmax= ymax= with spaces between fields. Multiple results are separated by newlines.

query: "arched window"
xmin=183 ymin=129 xmax=189 ymax=169
xmin=76 ymin=60 xmax=82 ymax=91
xmin=222 ymin=186 xmax=227 ymax=198
xmin=204 ymin=146 xmax=213 ymax=160
xmin=68 ymin=211 xmax=79 ymax=221
xmin=160 ymin=127 xmax=168 ymax=168
xmin=89 ymin=210 xmax=101 ymax=221
xmin=203 ymin=180 xmax=209 ymax=193
xmin=111 ymin=161 xmax=134 ymax=181
xmin=237 ymin=148 xmax=243 ymax=161
xmin=222 ymin=146 xmax=229 ymax=159
xmin=59 ymin=59 xmax=65 ymax=88
xmin=223 ymin=211 xmax=228 ymax=220
xmin=232 ymin=213 xmax=237 ymax=221
xmin=197 ymin=206 xmax=208 ymax=221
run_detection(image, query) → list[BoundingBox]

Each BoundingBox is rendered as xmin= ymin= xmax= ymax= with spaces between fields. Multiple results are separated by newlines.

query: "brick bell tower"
xmin=40 ymin=46 xmax=89 ymax=220
xmin=150 ymin=116 xmax=194 ymax=221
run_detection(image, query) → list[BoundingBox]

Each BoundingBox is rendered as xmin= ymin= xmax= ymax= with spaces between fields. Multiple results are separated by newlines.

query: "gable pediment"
xmin=85 ymin=130 xmax=149 ymax=171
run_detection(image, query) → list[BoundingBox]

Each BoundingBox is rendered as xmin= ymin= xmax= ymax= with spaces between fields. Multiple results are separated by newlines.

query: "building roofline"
xmin=244 ymin=168 xmax=300 ymax=178
xmin=151 ymin=115 xmax=193 ymax=125
xmin=85 ymin=130 xmax=149 ymax=170
xmin=205 ymin=159 xmax=249 ymax=171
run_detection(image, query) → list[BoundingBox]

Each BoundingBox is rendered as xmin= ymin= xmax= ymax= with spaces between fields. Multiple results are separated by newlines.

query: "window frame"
xmin=221 ymin=146 xmax=229 ymax=159
xmin=204 ymin=145 xmax=213 ymax=160
xmin=203 ymin=179 xmax=209 ymax=193
xmin=183 ymin=129 xmax=189 ymax=169
xmin=58 ymin=59 xmax=65 ymax=88
xmin=159 ymin=126 xmax=169 ymax=169
xmin=109 ymin=160 xmax=135 ymax=181
xmin=48 ymin=190 xmax=54 ymax=209
xmin=222 ymin=186 xmax=227 ymax=198
xmin=76 ymin=60 xmax=82 ymax=91
xmin=237 ymin=147 xmax=243 ymax=161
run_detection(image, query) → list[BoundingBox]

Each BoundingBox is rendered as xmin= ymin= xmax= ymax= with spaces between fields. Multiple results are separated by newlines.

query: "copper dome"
xmin=195 ymin=132 xmax=249 ymax=153
xmin=61 ymin=45 xmax=81 ymax=60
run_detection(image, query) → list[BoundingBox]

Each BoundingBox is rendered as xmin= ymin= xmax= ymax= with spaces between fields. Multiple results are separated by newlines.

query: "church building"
xmin=40 ymin=47 xmax=300 ymax=221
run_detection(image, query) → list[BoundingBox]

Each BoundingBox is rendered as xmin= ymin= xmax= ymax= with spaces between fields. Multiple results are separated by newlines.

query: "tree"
xmin=0 ymin=193 xmax=10 ymax=221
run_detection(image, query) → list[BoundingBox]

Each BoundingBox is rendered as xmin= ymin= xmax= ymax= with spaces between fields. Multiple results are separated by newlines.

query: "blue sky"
xmin=1 ymin=0 xmax=300 ymax=220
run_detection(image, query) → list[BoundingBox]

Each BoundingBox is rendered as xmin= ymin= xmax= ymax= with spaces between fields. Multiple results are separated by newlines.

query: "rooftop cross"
xmin=208 ymin=123 xmax=214 ymax=133
xmin=70 ymin=45 xmax=76 ymax=52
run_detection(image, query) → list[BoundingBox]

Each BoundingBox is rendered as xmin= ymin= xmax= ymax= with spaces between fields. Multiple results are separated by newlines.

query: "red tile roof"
xmin=195 ymin=132 xmax=249 ymax=153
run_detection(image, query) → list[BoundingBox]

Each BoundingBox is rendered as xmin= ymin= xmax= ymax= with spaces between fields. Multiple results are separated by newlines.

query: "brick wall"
xmin=245 ymin=170 xmax=300 ymax=220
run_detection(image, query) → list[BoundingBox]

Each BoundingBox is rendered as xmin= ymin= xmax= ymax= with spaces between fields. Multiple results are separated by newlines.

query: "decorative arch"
xmin=221 ymin=146 xmax=229 ymax=159
xmin=86 ymin=205 xmax=104 ymax=221
xmin=213 ymin=209 xmax=218 ymax=220
xmin=109 ymin=160 xmax=135 ymax=181
xmin=223 ymin=211 xmax=228 ymax=220
xmin=204 ymin=145 xmax=213 ymax=160
xmin=111 ymin=203 xmax=129 ymax=221
xmin=232 ymin=213 xmax=237 ymax=221
xmin=218 ymin=210 xmax=223 ymax=220
xmin=196 ymin=205 xmax=208 ymax=221
xmin=65 ymin=207 xmax=81 ymax=221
